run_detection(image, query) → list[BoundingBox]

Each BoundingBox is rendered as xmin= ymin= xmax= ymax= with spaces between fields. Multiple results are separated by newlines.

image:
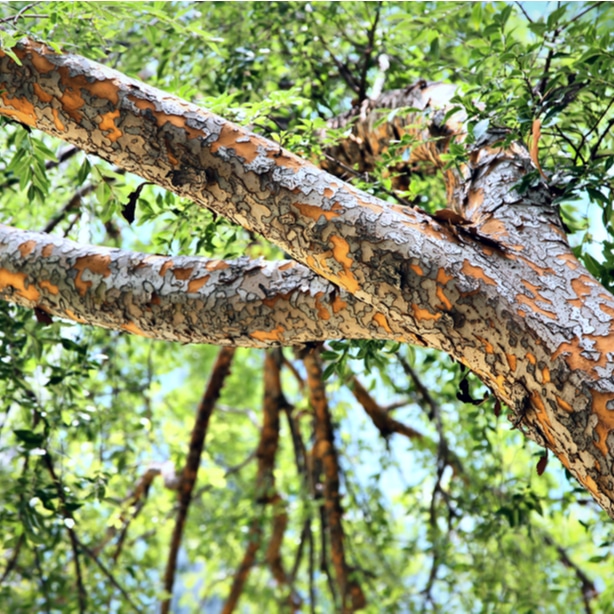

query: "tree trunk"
xmin=1 ymin=40 xmax=614 ymax=516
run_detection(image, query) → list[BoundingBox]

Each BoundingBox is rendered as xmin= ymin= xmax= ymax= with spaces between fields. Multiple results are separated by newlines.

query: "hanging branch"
xmin=0 ymin=533 xmax=23 ymax=585
xmin=349 ymin=376 xmax=424 ymax=441
xmin=540 ymin=533 xmax=598 ymax=614
xmin=303 ymin=347 xmax=366 ymax=613
xmin=161 ymin=346 xmax=236 ymax=614
xmin=223 ymin=349 xmax=287 ymax=613
xmin=92 ymin=463 xmax=171 ymax=558
xmin=263 ymin=352 xmax=302 ymax=610
xmin=34 ymin=411 xmax=87 ymax=614
xmin=40 ymin=441 xmax=87 ymax=613
xmin=356 ymin=1 xmax=382 ymax=103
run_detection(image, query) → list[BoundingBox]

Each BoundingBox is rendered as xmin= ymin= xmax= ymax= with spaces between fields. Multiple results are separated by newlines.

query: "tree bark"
xmin=1 ymin=40 xmax=614 ymax=517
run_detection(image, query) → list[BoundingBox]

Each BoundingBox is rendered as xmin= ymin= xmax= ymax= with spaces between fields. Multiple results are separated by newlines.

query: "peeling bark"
xmin=0 ymin=225 xmax=391 ymax=346
xmin=1 ymin=40 xmax=614 ymax=516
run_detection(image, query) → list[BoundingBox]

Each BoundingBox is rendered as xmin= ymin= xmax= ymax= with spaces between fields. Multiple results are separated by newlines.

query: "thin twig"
xmin=78 ymin=538 xmax=143 ymax=613
xmin=541 ymin=533 xmax=598 ymax=614
xmin=357 ymin=2 xmax=382 ymax=103
xmin=33 ymin=545 xmax=52 ymax=614
xmin=0 ymin=533 xmax=24 ymax=585
xmin=349 ymin=376 xmax=424 ymax=441
xmin=0 ymin=2 xmax=44 ymax=25
xmin=41 ymin=449 xmax=87 ymax=613
xmin=514 ymin=1 xmax=533 ymax=23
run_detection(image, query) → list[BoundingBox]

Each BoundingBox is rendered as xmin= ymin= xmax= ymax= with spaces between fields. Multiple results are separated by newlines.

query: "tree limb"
xmin=0 ymin=224 xmax=393 ymax=346
xmin=161 ymin=346 xmax=235 ymax=614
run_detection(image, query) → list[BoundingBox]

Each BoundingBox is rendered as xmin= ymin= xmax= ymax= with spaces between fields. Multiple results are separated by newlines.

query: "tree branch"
xmin=349 ymin=376 xmax=424 ymax=441
xmin=1 ymin=39 xmax=614 ymax=516
xmin=161 ymin=346 xmax=235 ymax=614
xmin=0 ymin=224 xmax=393 ymax=346
xmin=303 ymin=347 xmax=366 ymax=612
xmin=223 ymin=350 xmax=286 ymax=613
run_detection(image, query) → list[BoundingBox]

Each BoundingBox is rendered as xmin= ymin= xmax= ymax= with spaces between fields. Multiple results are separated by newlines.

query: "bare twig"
xmin=0 ymin=2 xmax=45 ymax=25
xmin=357 ymin=2 xmax=382 ymax=103
xmin=0 ymin=533 xmax=23 ymax=585
xmin=33 ymin=545 xmax=52 ymax=614
xmin=514 ymin=1 xmax=533 ymax=23
xmin=161 ymin=346 xmax=235 ymax=614
xmin=40 ymin=449 xmax=87 ymax=613
xmin=77 ymin=538 xmax=142 ymax=612
xmin=541 ymin=533 xmax=598 ymax=614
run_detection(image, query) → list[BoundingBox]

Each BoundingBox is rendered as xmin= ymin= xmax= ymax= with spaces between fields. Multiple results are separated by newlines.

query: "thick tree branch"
xmin=1 ymin=40 xmax=614 ymax=516
xmin=0 ymin=225 xmax=392 ymax=346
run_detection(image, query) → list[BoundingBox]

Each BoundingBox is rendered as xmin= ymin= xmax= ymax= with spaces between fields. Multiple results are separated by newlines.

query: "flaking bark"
xmin=1 ymin=40 xmax=614 ymax=516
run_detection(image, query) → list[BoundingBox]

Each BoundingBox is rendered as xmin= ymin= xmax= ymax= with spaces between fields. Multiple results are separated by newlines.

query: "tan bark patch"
xmin=0 ymin=269 xmax=40 ymax=302
xmin=475 ymin=335 xmax=494 ymax=354
xmin=52 ymin=108 xmax=66 ymax=131
xmin=18 ymin=241 xmax=36 ymax=257
xmin=331 ymin=294 xmax=347 ymax=314
xmin=205 ymin=260 xmax=230 ymax=271
xmin=0 ymin=92 xmax=36 ymax=125
xmin=187 ymin=275 xmax=210 ymax=293
xmin=29 ymin=49 xmax=55 ymax=73
xmin=314 ymin=293 xmax=330 ymax=320
xmin=33 ymin=82 xmax=53 ymax=103
xmin=39 ymin=279 xmax=59 ymax=295
xmin=74 ymin=254 xmax=111 ymax=296
xmin=556 ymin=252 xmax=580 ymax=270
xmin=410 ymin=263 xmax=424 ymax=276
xmin=122 ymin=321 xmax=151 ymax=337
xmin=372 ymin=312 xmax=392 ymax=333
xmin=329 ymin=236 xmax=359 ymax=293
xmin=516 ymin=294 xmax=557 ymax=319
xmin=251 ymin=326 xmax=285 ymax=342
xmin=461 ymin=260 xmax=497 ymax=286
xmin=172 ymin=267 xmax=193 ymax=281
xmin=99 ymin=109 xmax=122 ymax=142
xmin=591 ymin=391 xmax=614 ymax=458
xmin=411 ymin=304 xmax=441 ymax=321
xmin=293 ymin=201 xmax=342 ymax=221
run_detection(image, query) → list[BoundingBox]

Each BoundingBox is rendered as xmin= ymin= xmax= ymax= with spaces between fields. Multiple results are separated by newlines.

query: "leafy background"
xmin=0 ymin=2 xmax=613 ymax=612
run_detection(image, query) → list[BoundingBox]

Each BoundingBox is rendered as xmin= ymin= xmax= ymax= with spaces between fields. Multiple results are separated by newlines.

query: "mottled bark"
xmin=1 ymin=40 xmax=614 ymax=517
xmin=0 ymin=225 xmax=390 ymax=346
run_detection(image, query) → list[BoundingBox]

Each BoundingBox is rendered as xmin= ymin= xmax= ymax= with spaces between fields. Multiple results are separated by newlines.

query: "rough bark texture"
xmin=0 ymin=225 xmax=389 ymax=346
xmin=1 ymin=40 xmax=614 ymax=517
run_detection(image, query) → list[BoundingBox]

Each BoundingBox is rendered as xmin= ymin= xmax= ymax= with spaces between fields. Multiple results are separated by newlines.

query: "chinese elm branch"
xmin=2 ymin=41 xmax=614 ymax=517
xmin=0 ymin=225 xmax=393 ymax=347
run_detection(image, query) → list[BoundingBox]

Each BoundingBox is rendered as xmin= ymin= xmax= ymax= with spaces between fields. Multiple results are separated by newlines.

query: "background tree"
xmin=0 ymin=2 xmax=613 ymax=613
